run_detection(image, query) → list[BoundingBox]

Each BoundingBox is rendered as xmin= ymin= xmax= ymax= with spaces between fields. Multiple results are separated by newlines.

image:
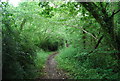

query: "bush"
xmin=2 ymin=3 xmax=37 ymax=78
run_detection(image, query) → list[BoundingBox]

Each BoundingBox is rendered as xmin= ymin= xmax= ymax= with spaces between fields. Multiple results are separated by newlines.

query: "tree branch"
xmin=62 ymin=24 xmax=98 ymax=40
xmin=89 ymin=35 xmax=104 ymax=54
xmin=111 ymin=9 xmax=120 ymax=17
xmin=79 ymin=2 xmax=105 ymax=26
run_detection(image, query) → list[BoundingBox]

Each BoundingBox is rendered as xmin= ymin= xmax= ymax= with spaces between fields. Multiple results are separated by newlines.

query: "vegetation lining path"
xmin=43 ymin=52 xmax=68 ymax=79
xmin=3 ymin=2 xmax=120 ymax=79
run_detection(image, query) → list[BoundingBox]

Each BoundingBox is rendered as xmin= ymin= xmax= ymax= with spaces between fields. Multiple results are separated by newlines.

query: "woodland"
xmin=1 ymin=1 xmax=120 ymax=79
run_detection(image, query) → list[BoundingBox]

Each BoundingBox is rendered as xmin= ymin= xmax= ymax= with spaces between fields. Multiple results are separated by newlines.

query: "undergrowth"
xmin=56 ymin=46 xmax=119 ymax=79
xmin=2 ymin=1 xmax=120 ymax=80
xmin=34 ymin=50 xmax=51 ymax=77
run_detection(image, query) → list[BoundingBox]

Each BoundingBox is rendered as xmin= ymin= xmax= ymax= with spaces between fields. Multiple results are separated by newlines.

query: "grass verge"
xmin=34 ymin=50 xmax=51 ymax=78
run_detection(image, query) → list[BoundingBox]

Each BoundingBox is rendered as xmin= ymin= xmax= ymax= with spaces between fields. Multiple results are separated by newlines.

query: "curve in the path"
xmin=43 ymin=52 xmax=68 ymax=79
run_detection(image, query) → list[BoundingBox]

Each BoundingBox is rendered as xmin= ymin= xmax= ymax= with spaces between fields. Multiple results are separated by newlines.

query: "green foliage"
xmin=2 ymin=2 xmax=38 ymax=79
xmin=2 ymin=1 xmax=120 ymax=79
xmin=34 ymin=51 xmax=51 ymax=77
xmin=38 ymin=2 xmax=54 ymax=18
xmin=2 ymin=1 xmax=65 ymax=79
xmin=56 ymin=47 xmax=119 ymax=79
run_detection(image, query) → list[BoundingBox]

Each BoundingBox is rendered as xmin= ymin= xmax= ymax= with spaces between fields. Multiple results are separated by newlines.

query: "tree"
xmin=79 ymin=2 xmax=120 ymax=58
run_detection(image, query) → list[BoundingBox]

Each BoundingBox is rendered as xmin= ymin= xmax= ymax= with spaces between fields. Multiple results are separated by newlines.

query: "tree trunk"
xmin=79 ymin=2 xmax=120 ymax=58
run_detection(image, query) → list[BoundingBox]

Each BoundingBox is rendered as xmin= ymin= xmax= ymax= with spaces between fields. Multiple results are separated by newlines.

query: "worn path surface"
xmin=43 ymin=52 xmax=68 ymax=79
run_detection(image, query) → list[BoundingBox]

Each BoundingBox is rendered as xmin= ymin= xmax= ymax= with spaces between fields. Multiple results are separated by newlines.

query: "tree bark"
xmin=79 ymin=2 xmax=120 ymax=58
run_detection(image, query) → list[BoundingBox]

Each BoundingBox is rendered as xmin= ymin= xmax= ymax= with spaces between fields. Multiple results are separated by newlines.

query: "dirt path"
xmin=43 ymin=52 xmax=68 ymax=79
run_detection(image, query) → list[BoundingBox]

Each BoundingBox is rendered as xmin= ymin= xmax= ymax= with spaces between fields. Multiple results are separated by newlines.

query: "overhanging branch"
xmin=111 ymin=9 xmax=120 ymax=17
xmin=62 ymin=24 xmax=98 ymax=40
